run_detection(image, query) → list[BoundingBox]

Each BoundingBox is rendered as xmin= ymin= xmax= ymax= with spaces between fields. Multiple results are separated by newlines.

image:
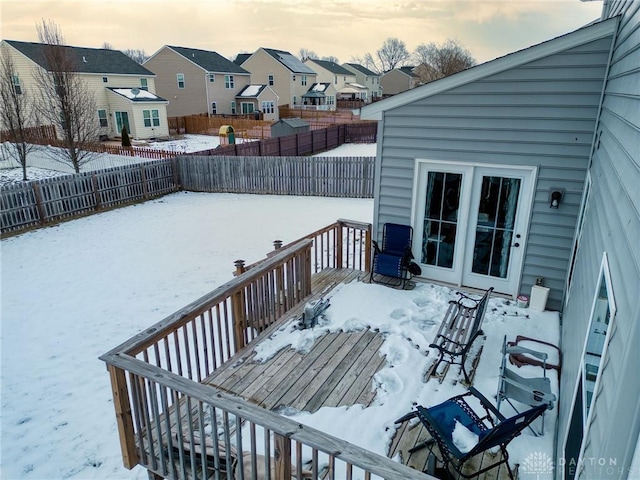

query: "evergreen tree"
xmin=121 ymin=127 xmax=131 ymax=147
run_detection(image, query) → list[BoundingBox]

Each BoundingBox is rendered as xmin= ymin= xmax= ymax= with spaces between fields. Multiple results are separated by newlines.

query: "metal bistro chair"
xmin=370 ymin=223 xmax=417 ymax=288
xmin=496 ymin=335 xmax=556 ymax=436
xmin=396 ymin=387 xmax=547 ymax=480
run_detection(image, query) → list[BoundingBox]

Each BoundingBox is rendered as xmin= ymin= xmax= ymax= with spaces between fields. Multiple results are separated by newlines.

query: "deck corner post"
xmin=336 ymin=220 xmax=344 ymax=269
xmin=273 ymin=240 xmax=282 ymax=251
xmin=232 ymin=260 xmax=247 ymax=352
xmin=274 ymin=434 xmax=292 ymax=480
xmin=364 ymin=223 xmax=372 ymax=273
xmin=107 ymin=364 xmax=139 ymax=469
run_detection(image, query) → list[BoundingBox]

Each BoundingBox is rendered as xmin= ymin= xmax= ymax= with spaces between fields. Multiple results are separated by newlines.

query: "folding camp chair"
xmin=395 ymin=387 xmax=547 ymax=479
xmin=370 ymin=223 xmax=416 ymax=288
xmin=497 ymin=336 xmax=556 ymax=436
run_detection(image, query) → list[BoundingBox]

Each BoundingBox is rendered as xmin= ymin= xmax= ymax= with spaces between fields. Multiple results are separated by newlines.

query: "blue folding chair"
xmin=370 ymin=223 xmax=416 ymax=288
xmin=395 ymin=387 xmax=547 ymax=479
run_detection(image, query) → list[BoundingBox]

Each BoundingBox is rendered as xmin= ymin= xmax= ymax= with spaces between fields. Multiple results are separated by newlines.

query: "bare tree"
xmin=413 ymin=39 xmax=476 ymax=83
xmin=122 ymin=48 xmax=149 ymax=65
xmin=298 ymin=48 xmax=318 ymax=61
xmin=32 ymin=19 xmax=99 ymax=173
xmin=0 ymin=46 xmax=38 ymax=180
xmin=102 ymin=41 xmax=114 ymax=50
xmin=377 ymin=37 xmax=411 ymax=72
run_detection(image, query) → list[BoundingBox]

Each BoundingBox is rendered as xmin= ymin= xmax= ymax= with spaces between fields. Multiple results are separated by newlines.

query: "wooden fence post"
xmin=31 ymin=183 xmax=47 ymax=226
xmin=274 ymin=434 xmax=292 ymax=480
xmin=91 ymin=174 xmax=102 ymax=210
xmin=107 ymin=365 xmax=139 ymax=469
xmin=232 ymin=260 xmax=247 ymax=353
xmin=140 ymin=165 xmax=149 ymax=199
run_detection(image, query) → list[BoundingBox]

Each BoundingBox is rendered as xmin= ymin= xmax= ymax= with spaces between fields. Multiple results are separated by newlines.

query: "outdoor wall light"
xmin=549 ymin=189 xmax=564 ymax=209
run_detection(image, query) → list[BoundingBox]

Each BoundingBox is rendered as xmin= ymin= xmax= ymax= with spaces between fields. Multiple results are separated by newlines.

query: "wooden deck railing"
xmin=100 ymin=220 xmax=429 ymax=479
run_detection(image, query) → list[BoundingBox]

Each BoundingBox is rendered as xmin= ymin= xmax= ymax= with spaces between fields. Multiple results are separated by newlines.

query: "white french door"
xmin=412 ymin=161 xmax=535 ymax=296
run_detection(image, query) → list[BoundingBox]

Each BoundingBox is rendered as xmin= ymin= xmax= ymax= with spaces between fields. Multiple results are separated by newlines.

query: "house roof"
xmin=107 ymin=87 xmax=168 ymax=102
xmin=303 ymin=83 xmax=331 ymax=97
xmin=262 ymin=48 xmax=316 ymax=74
xmin=234 ymin=53 xmax=251 ymax=66
xmin=308 ymin=59 xmax=352 ymax=75
xmin=4 ymin=40 xmax=154 ymax=76
xmin=166 ymin=46 xmax=249 ymax=74
xmin=362 ymin=17 xmax=619 ymax=121
xmin=236 ymin=84 xmax=268 ymax=98
xmin=344 ymin=63 xmax=379 ymax=77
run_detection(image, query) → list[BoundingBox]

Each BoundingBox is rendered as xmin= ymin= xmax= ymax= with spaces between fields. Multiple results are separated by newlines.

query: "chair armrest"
xmin=372 ymin=240 xmax=381 ymax=254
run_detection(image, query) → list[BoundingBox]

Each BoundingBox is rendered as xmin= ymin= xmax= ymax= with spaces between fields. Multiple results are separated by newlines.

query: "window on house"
xmin=334 ymin=76 xmax=337 ymax=84
xmin=177 ymin=73 xmax=185 ymax=89
xmin=12 ymin=74 xmax=22 ymax=94
xmin=225 ymin=75 xmax=234 ymax=89
xmin=208 ymin=73 xmax=215 ymax=83
xmin=97 ymin=109 xmax=108 ymax=128
xmin=140 ymin=78 xmax=148 ymax=91
xmin=292 ymin=74 xmax=296 ymax=81
xmin=143 ymin=109 xmax=160 ymax=127
xmin=231 ymin=101 xmax=236 ymax=114
xmin=102 ymin=76 xmax=108 ymax=83
xmin=211 ymin=102 xmax=217 ymax=114
xmin=241 ymin=102 xmax=254 ymax=114
xmin=293 ymin=96 xmax=297 ymax=106
xmin=327 ymin=96 xmax=335 ymax=106
xmin=301 ymin=75 xmax=307 ymax=86
xmin=261 ymin=101 xmax=275 ymax=114
xmin=268 ymin=75 xmax=274 ymax=86
xmin=564 ymin=253 xmax=616 ymax=480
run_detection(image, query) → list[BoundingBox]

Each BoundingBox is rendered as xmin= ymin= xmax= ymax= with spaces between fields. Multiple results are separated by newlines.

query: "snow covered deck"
xmin=101 ymin=219 xmax=559 ymax=480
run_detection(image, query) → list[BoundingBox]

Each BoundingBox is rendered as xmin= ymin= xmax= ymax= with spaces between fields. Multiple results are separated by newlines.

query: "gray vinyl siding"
xmin=375 ymin=36 xmax=613 ymax=310
xmin=559 ymin=2 xmax=640 ymax=477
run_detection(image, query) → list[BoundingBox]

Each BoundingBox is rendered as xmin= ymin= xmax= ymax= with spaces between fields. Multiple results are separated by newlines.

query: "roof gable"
xmin=262 ymin=48 xmax=316 ymax=74
xmin=5 ymin=40 xmax=154 ymax=76
xmin=167 ymin=46 xmax=249 ymax=74
xmin=344 ymin=63 xmax=379 ymax=77
xmin=362 ymin=17 xmax=618 ymax=120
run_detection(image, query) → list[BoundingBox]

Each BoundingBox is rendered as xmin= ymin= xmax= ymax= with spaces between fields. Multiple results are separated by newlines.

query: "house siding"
xmin=380 ymin=69 xmax=415 ymax=96
xmin=558 ymin=2 xmax=640 ymax=477
xmin=375 ymin=36 xmax=613 ymax=309
xmin=145 ymin=48 xmax=207 ymax=117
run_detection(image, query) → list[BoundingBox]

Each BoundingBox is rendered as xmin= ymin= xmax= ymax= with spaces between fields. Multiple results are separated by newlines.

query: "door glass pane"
xmin=472 ymin=175 xmax=521 ymax=278
xmin=421 ymin=172 xmax=461 ymax=268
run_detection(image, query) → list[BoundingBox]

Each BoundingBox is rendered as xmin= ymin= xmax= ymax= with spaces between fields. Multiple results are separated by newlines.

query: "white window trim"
xmin=177 ymin=73 xmax=185 ymax=89
xmin=97 ymin=109 xmax=108 ymax=128
xmin=225 ymin=75 xmax=234 ymax=89
xmin=562 ymin=252 xmax=616 ymax=479
xmin=208 ymin=73 xmax=215 ymax=83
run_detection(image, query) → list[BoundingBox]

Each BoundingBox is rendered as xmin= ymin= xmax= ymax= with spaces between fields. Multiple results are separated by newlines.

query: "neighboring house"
xmin=379 ymin=66 xmax=420 ymax=96
xmin=342 ymin=63 xmax=382 ymax=101
xmin=1 ymin=39 xmax=168 ymax=140
xmin=362 ymin=1 xmax=640 ymax=477
xmin=238 ymin=48 xmax=317 ymax=108
xmin=303 ymin=58 xmax=364 ymax=101
xmin=144 ymin=46 xmax=251 ymax=117
xmin=301 ymin=83 xmax=337 ymax=110
xmin=235 ymin=84 xmax=279 ymax=121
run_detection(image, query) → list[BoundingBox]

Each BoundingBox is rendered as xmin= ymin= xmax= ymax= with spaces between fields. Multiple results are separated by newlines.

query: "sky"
xmin=1 ymin=140 xmax=562 ymax=479
xmin=1 ymin=0 xmax=603 ymax=65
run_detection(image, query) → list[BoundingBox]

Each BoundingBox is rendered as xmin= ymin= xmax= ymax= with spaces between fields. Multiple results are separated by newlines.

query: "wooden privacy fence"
xmin=100 ymin=222 xmax=426 ymax=480
xmin=177 ymin=155 xmax=375 ymax=198
xmin=1 ymin=159 xmax=178 ymax=235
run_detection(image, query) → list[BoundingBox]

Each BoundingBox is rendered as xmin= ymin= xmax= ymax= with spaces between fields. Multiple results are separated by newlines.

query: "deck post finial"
xmin=273 ymin=240 xmax=283 ymax=250
xmin=234 ymin=259 xmax=245 ymax=276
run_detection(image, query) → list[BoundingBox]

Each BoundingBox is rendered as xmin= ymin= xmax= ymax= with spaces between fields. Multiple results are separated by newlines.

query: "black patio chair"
xmin=370 ymin=223 xmax=417 ymax=288
xmin=395 ymin=387 xmax=547 ymax=479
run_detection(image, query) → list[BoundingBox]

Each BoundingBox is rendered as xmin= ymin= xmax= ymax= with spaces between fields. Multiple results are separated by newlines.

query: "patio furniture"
xmin=507 ymin=334 xmax=561 ymax=373
xmin=497 ymin=335 xmax=556 ymax=436
xmin=427 ymin=287 xmax=493 ymax=383
xmin=370 ymin=223 xmax=416 ymax=289
xmin=395 ymin=387 xmax=547 ymax=479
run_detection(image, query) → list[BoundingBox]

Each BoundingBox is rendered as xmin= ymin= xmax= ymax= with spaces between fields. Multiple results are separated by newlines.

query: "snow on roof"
xmin=108 ymin=88 xmax=166 ymax=102
xmin=237 ymin=85 xmax=264 ymax=97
